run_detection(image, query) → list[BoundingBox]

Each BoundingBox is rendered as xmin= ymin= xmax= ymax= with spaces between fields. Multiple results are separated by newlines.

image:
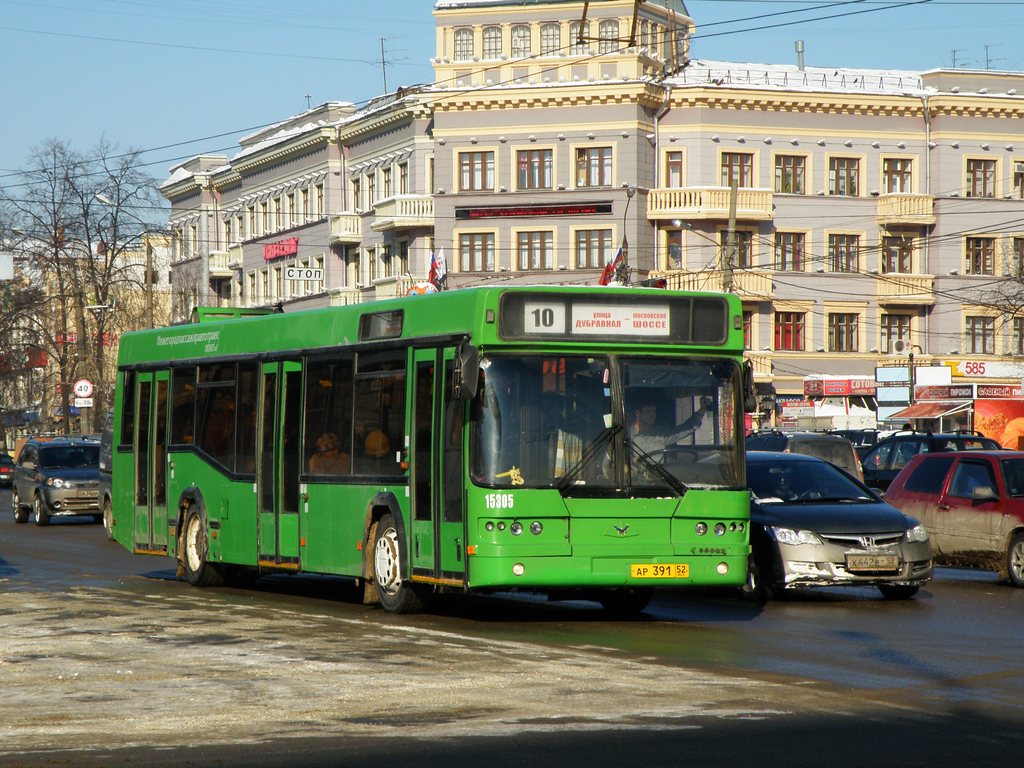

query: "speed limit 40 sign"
xmin=73 ymin=379 xmax=94 ymax=398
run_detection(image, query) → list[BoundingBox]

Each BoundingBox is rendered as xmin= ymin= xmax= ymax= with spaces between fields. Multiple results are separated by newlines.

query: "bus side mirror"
xmin=743 ymin=360 xmax=757 ymax=413
xmin=454 ymin=341 xmax=480 ymax=401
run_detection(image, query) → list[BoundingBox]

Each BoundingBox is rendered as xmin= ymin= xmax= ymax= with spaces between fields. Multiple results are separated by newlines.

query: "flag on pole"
xmin=599 ymin=243 xmax=623 ymax=286
xmin=426 ymin=248 xmax=438 ymax=287
xmin=434 ymin=246 xmax=447 ymax=290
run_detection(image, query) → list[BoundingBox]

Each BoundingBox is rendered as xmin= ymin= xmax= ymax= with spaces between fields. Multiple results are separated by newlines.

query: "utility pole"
xmin=146 ymin=237 xmax=154 ymax=329
xmin=723 ymin=182 xmax=738 ymax=294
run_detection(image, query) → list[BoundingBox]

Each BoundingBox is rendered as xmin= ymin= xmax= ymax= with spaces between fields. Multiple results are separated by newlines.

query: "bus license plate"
xmin=630 ymin=563 xmax=689 ymax=579
xmin=846 ymin=554 xmax=899 ymax=572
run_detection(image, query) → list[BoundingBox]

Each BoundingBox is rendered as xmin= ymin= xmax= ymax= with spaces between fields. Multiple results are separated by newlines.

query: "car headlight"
xmin=47 ymin=477 xmax=68 ymax=489
xmin=771 ymin=527 xmax=822 ymax=546
xmin=905 ymin=524 xmax=929 ymax=543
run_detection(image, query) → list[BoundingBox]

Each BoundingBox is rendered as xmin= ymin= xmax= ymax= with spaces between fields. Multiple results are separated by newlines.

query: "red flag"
xmin=599 ymin=244 xmax=623 ymax=286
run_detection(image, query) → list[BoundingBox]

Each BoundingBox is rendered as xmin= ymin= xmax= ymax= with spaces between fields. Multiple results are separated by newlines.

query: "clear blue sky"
xmin=0 ymin=0 xmax=1020 ymax=185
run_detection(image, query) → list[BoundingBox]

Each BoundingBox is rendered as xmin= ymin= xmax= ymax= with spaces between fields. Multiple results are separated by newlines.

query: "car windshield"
xmin=470 ymin=353 xmax=744 ymax=494
xmin=39 ymin=445 xmax=99 ymax=469
xmin=748 ymin=459 xmax=874 ymax=503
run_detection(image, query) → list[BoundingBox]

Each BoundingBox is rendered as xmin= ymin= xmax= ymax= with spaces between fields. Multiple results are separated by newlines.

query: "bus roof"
xmin=117 ymin=285 xmax=743 ymax=367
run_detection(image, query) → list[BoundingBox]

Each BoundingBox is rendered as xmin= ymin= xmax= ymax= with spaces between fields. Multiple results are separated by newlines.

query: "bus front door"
xmin=132 ymin=370 xmax=170 ymax=553
xmin=409 ymin=348 xmax=467 ymax=587
xmin=258 ymin=360 xmax=302 ymax=568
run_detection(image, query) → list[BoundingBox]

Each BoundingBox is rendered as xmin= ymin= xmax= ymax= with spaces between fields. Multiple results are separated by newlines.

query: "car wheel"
xmin=598 ymin=587 xmax=654 ymax=614
xmin=370 ymin=512 xmax=427 ymax=614
xmin=1006 ymin=532 xmax=1024 ymax=588
xmin=101 ymin=499 xmax=114 ymax=541
xmin=33 ymin=495 xmax=50 ymax=526
xmin=739 ymin=551 xmax=775 ymax=602
xmin=13 ymin=491 xmax=27 ymax=524
xmin=180 ymin=505 xmax=224 ymax=587
xmin=878 ymin=584 xmax=919 ymax=599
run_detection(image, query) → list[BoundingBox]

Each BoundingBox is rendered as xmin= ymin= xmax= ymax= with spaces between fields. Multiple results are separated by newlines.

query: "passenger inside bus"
xmin=358 ymin=429 xmax=394 ymax=474
xmin=308 ymin=431 xmax=350 ymax=475
xmin=541 ymin=394 xmax=581 ymax=479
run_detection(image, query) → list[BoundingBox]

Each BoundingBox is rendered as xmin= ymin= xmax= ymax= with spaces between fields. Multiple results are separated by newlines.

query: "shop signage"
xmin=455 ymin=203 xmax=612 ymax=220
xmin=803 ymin=376 xmax=875 ymax=397
xmin=914 ymin=384 xmax=976 ymax=401
xmin=264 ymin=237 xmax=299 ymax=261
xmin=945 ymin=360 xmax=1024 ymax=379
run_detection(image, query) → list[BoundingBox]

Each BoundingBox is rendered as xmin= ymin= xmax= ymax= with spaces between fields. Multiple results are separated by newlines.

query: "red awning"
xmin=890 ymin=401 xmax=971 ymax=419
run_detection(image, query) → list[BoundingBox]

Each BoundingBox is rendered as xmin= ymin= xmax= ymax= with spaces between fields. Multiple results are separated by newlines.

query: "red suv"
xmin=884 ymin=451 xmax=1024 ymax=587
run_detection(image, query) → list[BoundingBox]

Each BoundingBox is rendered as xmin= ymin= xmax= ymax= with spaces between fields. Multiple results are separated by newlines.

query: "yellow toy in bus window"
xmin=496 ymin=467 xmax=524 ymax=486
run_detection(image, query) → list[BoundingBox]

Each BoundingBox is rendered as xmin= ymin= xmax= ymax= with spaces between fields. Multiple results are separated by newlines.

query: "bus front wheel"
xmin=181 ymin=506 xmax=224 ymax=587
xmin=370 ymin=512 xmax=426 ymax=614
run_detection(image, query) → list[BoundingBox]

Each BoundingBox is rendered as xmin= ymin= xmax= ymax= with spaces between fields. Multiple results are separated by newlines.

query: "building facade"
xmin=161 ymin=0 xmax=1024 ymax=412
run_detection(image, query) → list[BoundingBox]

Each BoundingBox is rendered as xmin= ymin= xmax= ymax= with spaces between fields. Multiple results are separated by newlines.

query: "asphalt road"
xmin=1 ymin=497 xmax=1023 ymax=767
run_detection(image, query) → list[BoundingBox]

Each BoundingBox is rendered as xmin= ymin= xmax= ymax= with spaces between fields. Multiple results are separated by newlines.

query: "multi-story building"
xmin=161 ymin=0 xmax=1024 ymax=416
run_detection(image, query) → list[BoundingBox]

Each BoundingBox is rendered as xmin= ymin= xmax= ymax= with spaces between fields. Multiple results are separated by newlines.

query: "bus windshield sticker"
xmin=572 ymin=303 xmax=670 ymax=337
xmin=495 ymin=467 xmax=524 ymax=485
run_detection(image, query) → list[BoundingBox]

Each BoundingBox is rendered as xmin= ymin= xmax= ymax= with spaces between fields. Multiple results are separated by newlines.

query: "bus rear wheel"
xmin=371 ymin=512 xmax=427 ymax=614
xmin=101 ymin=499 xmax=114 ymax=541
xmin=181 ymin=506 xmax=224 ymax=587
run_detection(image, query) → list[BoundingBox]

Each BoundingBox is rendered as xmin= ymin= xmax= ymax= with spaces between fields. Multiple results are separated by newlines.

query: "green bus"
xmin=109 ymin=285 xmax=755 ymax=613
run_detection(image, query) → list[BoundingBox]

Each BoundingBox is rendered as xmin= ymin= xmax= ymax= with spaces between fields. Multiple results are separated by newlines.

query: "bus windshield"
xmin=470 ymin=354 xmax=743 ymax=493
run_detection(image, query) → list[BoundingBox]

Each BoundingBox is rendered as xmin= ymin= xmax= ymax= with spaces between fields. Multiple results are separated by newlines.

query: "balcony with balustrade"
xmin=370 ymin=195 xmax=435 ymax=231
xmin=647 ymin=187 xmax=774 ymax=221
xmin=874 ymin=273 xmax=935 ymax=306
xmin=876 ymin=193 xmax=935 ymax=227
xmin=208 ymin=250 xmax=233 ymax=278
xmin=652 ymin=268 xmax=774 ymax=300
xmin=329 ymin=213 xmax=362 ymax=245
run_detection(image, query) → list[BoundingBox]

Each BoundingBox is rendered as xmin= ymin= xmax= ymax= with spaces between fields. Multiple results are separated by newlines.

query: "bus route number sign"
xmin=523 ymin=301 xmax=567 ymax=334
xmin=285 ymin=267 xmax=324 ymax=281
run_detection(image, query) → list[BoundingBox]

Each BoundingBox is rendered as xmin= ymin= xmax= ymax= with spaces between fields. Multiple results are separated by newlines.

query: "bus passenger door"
xmin=409 ymin=348 xmax=467 ymax=587
xmin=258 ymin=360 xmax=303 ymax=568
xmin=132 ymin=370 xmax=170 ymax=553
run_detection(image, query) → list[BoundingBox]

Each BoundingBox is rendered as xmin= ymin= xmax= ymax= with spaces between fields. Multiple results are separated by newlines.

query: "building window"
xmin=828 ymin=234 xmax=859 ymax=272
xmin=511 ymin=25 xmax=531 ymax=57
xmin=1015 ymin=237 xmax=1024 ymax=277
xmin=301 ymin=189 xmax=309 ymax=221
xmin=774 ymin=232 xmax=804 ymax=271
xmin=380 ymin=245 xmax=393 ymax=279
xmin=315 ymin=183 xmax=324 ymax=217
xmin=598 ymin=20 xmax=619 ymax=53
xmin=260 ymin=201 xmax=269 ymax=235
xmin=966 ymin=316 xmax=995 ymax=355
xmin=518 ymin=231 xmax=554 ymax=270
xmin=575 ymin=229 xmax=612 ymax=268
xmin=828 ymin=313 xmax=859 ymax=352
xmin=883 ymin=158 xmax=913 ymax=194
xmin=459 ymin=151 xmax=495 ymax=192
xmin=247 ymin=206 xmax=256 ymax=238
xmin=576 ymin=146 xmax=612 ymax=187
xmin=398 ymin=163 xmax=408 ymax=195
xmin=454 ymin=28 xmax=474 ymax=61
xmin=1014 ymin=162 xmax=1024 ymax=198
xmin=721 ymin=230 xmax=753 ymax=268
xmin=382 ymin=167 xmax=393 ymax=199
xmin=366 ymin=173 xmax=376 ymax=206
xmin=1014 ymin=317 xmax=1024 ymax=355
xmin=881 ymin=314 xmax=911 ymax=354
xmin=517 ymin=149 xmax=553 ymax=190
xmin=569 ymin=21 xmax=589 ymax=54
xmin=665 ymin=151 xmax=684 ymax=188
xmin=460 ymin=232 xmax=495 ymax=272
xmin=482 ymin=26 xmax=502 ymax=59
xmin=965 ymin=236 xmax=995 ymax=275
xmin=829 ymin=157 xmax=859 ymax=196
xmin=351 ymin=179 xmax=361 ymax=211
xmin=721 ymin=152 xmax=753 ymax=188
xmin=223 ymin=218 xmax=232 ymax=248
xmin=774 ymin=155 xmax=805 ymax=194
xmin=397 ymin=241 xmax=409 ymax=276
xmin=742 ymin=310 xmax=753 ymax=350
xmin=666 ymin=229 xmax=682 ymax=268
xmin=540 ymin=22 xmax=560 ymax=55
xmin=967 ymin=159 xmax=997 ymax=198
xmin=882 ymin=234 xmax=913 ymax=274
xmin=774 ymin=312 xmax=805 ymax=351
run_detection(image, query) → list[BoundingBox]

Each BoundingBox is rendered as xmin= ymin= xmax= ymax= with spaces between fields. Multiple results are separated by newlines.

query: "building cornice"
xmin=432 ymin=80 xmax=667 ymax=112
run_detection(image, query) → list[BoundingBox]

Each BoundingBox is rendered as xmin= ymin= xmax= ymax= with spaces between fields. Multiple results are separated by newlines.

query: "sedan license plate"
xmin=846 ymin=554 xmax=899 ymax=572
xmin=79 ymin=490 xmax=99 ymax=499
xmin=630 ymin=563 xmax=689 ymax=579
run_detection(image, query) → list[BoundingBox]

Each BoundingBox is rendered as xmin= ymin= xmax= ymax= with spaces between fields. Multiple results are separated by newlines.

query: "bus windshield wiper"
xmin=555 ymin=424 xmax=622 ymax=493
xmin=627 ymin=440 xmax=689 ymax=497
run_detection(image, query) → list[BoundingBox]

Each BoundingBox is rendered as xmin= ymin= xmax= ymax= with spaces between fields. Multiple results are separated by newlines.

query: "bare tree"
xmin=0 ymin=137 xmax=162 ymax=434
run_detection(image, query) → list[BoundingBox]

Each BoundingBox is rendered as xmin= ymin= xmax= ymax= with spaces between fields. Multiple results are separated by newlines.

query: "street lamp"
xmin=616 ymin=185 xmax=637 ymax=284
xmin=908 ymin=344 xmax=923 ymax=405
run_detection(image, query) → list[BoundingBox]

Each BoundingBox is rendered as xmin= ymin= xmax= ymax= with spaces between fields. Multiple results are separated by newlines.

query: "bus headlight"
xmin=510 ymin=522 xmax=523 ymax=536
xmin=512 ymin=563 xmax=525 ymax=576
xmin=695 ymin=522 xmax=708 ymax=536
xmin=530 ymin=521 xmax=543 ymax=535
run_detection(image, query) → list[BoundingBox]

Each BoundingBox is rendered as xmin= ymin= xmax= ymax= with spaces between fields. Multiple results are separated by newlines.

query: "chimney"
xmin=795 ymin=40 xmax=805 ymax=71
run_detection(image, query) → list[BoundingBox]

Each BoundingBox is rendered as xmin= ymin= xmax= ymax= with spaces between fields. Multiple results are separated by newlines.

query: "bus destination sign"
xmin=523 ymin=301 xmax=670 ymax=337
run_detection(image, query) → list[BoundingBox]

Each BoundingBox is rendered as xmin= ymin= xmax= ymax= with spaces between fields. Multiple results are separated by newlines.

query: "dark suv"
xmin=860 ymin=431 xmax=1000 ymax=492
xmin=13 ymin=437 xmax=102 ymax=526
xmin=745 ymin=430 xmax=863 ymax=481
